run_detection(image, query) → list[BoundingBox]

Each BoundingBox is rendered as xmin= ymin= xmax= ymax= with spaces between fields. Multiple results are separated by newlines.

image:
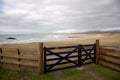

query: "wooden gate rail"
xmin=80 ymin=44 xmax=96 ymax=65
xmin=44 ymin=44 xmax=96 ymax=72
xmin=44 ymin=46 xmax=78 ymax=72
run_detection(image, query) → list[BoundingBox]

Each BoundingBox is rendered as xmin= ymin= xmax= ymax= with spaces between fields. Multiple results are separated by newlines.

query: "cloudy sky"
xmin=0 ymin=0 xmax=120 ymax=34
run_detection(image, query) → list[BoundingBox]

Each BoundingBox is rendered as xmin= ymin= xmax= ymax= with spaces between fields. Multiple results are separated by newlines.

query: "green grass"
xmin=0 ymin=67 xmax=56 ymax=80
xmin=0 ymin=65 xmax=120 ymax=80
xmin=0 ymin=67 xmax=20 ymax=80
xmin=0 ymin=67 xmax=95 ymax=80
xmin=89 ymin=64 xmax=120 ymax=80
xmin=61 ymin=68 xmax=94 ymax=80
xmin=29 ymin=73 xmax=55 ymax=80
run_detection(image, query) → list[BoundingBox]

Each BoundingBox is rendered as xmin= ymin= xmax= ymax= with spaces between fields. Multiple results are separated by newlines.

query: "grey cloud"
xmin=0 ymin=0 xmax=120 ymax=34
xmin=0 ymin=0 xmax=3 ymax=13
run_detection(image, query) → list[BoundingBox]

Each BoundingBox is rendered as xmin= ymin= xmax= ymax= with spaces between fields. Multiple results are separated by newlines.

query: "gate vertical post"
xmin=78 ymin=45 xmax=82 ymax=67
xmin=44 ymin=47 xmax=47 ymax=73
xmin=96 ymin=40 xmax=100 ymax=65
xmin=0 ymin=48 xmax=2 ymax=66
xmin=38 ymin=42 xmax=44 ymax=74
xmin=93 ymin=44 xmax=96 ymax=63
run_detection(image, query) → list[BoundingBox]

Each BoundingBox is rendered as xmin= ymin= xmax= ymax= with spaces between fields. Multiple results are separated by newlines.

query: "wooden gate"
xmin=78 ymin=44 xmax=96 ymax=66
xmin=44 ymin=44 xmax=96 ymax=72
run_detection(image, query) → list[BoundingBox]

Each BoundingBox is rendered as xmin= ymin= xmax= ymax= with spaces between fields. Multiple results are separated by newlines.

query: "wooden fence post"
xmin=38 ymin=42 xmax=44 ymax=74
xmin=78 ymin=45 xmax=82 ymax=67
xmin=96 ymin=40 xmax=100 ymax=65
xmin=0 ymin=48 xmax=2 ymax=66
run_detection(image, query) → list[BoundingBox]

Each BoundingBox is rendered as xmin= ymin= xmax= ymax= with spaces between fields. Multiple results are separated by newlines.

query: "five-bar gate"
xmin=44 ymin=44 xmax=96 ymax=72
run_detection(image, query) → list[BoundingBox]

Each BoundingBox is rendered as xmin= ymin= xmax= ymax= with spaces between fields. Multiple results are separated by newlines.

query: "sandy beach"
xmin=44 ymin=33 xmax=120 ymax=47
xmin=0 ymin=33 xmax=120 ymax=48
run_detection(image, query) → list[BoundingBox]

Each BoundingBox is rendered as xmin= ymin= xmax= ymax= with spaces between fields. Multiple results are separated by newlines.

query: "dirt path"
xmin=53 ymin=65 xmax=103 ymax=80
xmin=54 ymin=70 xmax=62 ymax=80
xmin=83 ymin=65 xmax=103 ymax=80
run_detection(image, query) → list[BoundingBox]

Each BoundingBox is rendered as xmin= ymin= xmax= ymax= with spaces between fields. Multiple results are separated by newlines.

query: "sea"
xmin=0 ymin=34 xmax=70 ymax=44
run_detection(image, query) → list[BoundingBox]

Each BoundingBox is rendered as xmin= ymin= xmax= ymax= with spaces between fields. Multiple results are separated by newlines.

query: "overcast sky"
xmin=0 ymin=0 xmax=120 ymax=34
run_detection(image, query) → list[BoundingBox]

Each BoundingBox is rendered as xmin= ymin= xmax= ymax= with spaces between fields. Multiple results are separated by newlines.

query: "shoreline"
xmin=0 ymin=33 xmax=120 ymax=47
